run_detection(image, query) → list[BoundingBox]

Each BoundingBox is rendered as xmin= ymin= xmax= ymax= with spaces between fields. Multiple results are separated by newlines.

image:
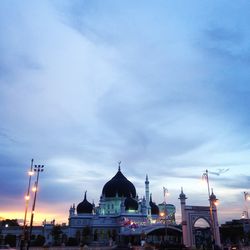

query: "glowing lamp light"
xmin=160 ymin=212 xmax=165 ymax=217
xmin=201 ymin=173 xmax=208 ymax=182
xmin=213 ymin=200 xmax=219 ymax=206
xmin=25 ymin=195 xmax=30 ymax=200
xmin=28 ymin=171 xmax=34 ymax=176
xmin=32 ymin=186 xmax=37 ymax=192
xmin=244 ymin=192 xmax=250 ymax=201
xmin=201 ymin=178 xmax=207 ymax=185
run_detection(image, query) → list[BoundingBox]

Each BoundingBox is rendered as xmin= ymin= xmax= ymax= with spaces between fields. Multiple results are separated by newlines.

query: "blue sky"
xmin=1 ymin=0 xmax=250 ymax=224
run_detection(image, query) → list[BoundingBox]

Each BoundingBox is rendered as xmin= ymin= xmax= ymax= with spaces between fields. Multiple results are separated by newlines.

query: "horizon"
xmin=0 ymin=162 xmax=247 ymax=226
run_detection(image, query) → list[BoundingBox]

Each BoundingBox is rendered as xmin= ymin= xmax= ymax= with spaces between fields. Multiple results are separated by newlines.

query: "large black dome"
xmin=102 ymin=167 xmax=136 ymax=198
xmin=77 ymin=191 xmax=93 ymax=214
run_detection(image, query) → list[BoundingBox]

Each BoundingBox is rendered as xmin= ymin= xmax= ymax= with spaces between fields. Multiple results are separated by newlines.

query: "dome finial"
xmin=179 ymin=187 xmax=187 ymax=200
xmin=118 ymin=161 xmax=121 ymax=171
xmin=84 ymin=190 xmax=87 ymax=200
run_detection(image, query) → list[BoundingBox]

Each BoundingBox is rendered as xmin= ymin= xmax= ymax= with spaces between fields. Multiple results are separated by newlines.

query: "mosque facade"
xmin=66 ymin=165 xmax=179 ymax=245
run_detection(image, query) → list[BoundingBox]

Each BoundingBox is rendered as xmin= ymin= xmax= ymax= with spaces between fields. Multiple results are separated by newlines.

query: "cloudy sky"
xmin=1 ymin=0 xmax=250 ymax=225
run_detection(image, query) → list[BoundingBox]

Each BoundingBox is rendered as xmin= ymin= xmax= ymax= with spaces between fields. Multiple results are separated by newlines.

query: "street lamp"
xmin=244 ymin=192 xmax=250 ymax=201
xmin=243 ymin=192 xmax=250 ymax=219
xmin=202 ymin=170 xmax=216 ymax=248
xmin=21 ymin=159 xmax=34 ymax=250
xmin=27 ymin=165 xmax=44 ymax=250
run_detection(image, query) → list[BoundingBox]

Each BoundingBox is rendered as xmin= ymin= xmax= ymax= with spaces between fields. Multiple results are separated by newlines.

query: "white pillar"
xmin=145 ymin=175 xmax=151 ymax=216
xmin=179 ymin=188 xmax=189 ymax=247
xmin=212 ymin=203 xmax=221 ymax=247
xmin=209 ymin=191 xmax=221 ymax=247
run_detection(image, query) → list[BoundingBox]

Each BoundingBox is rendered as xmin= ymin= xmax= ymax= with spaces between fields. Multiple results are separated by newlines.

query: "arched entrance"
xmin=179 ymin=189 xmax=221 ymax=249
xmin=194 ymin=217 xmax=212 ymax=249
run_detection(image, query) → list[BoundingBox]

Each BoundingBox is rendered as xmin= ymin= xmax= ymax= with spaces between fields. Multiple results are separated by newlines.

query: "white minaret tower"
xmin=179 ymin=187 xmax=188 ymax=247
xmin=210 ymin=190 xmax=221 ymax=248
xmin=145 ymin=174 xmax=151 ymax=216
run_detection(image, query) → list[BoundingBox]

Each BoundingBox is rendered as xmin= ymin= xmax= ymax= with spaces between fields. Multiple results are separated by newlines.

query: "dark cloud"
xmin=205 ymin=27 xmax=243 ymax=43
xmin=0 ymin=129 xmax=17 ymax=144
xmin=200 ymin=25 xmax=250 ymax=65
xmin=219 ymin=175 xmax=250 ymax=190
xmin=0 ymin=157 xmax=27 ymax=198
xmin=203 ymin=46 xmax=250 ymax=65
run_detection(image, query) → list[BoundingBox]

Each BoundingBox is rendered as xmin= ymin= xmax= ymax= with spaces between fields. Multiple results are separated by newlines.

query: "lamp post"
xmin=21 ymin=159 xmax=34 ymax=250
xmin=202 ymin=170 xmax=215 ymax=249
xmin=243 ymin=192 xmax=250 ymax=219
xmin=242 ymin=192 xmax=250 ymax=244
xmin=27 ymin=165 xmax=44 ymax=250
xmin=163 ymin=187 xmax=169 ymax=244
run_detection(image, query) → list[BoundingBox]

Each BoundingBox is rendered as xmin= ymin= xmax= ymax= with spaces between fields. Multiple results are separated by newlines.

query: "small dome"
xmin=124 ymin=196 xmax=138 ymax=211
xmin=210 ymin=190 xmax=217 ymax=201
xmin=77 ymin=191 xmax=93 ymax=214
xmin=150 ymin=194 xmax=159 ymax=215
xmin=179 ymin=188 xmax=187 ymax=200
xmin=102 ymin=166 xmax=136 ymax=198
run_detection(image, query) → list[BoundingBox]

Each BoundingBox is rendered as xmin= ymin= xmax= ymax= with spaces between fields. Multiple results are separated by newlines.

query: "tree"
xmin=62 ymin=233 xmax=68 ymax=245
xmin=75 ymin=230 xmax=81 ymax=244
xmin=5 ymin=234 xmax=16 ymax=247
xmin=0 ymin=219 xmax=19 ymax=227
xmin=220 ymin=224 xmax=244 ymax=244
xmin=82 ymin=226 xmax=91 ymax=244
xmin=34 ymin=235 xmax=45 ymax=246
xmin=66 ymin=237 xmax=78 ymax=246
xmin=51 ymin=225 xmax=62 ymax=246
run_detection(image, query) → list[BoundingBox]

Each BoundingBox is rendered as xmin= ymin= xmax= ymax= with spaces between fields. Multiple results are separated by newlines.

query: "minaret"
xmin=210 ymin=190 xmax=221 ymax=247
xmin=68 ymin=204 xmax=75 ymax=227
xmin=145 ymin=174 xmax=151 ymax=216
xmin=69 ymin=205 xmax=74 ymax=216
xmin=179 ymin=187 xmax=188 ymax=247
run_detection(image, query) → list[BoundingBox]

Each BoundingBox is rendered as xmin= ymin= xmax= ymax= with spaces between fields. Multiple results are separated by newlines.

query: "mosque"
xmin=1 ymin=164 xmax=221 ymax=249
xmin=66 ymin=163 xmax=181 ymax=246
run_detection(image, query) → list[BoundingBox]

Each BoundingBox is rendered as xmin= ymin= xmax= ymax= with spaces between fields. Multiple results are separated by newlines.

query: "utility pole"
xmin=202 ymin=170 xmax=220 ymax=249
xmin=202 ymin=170 xmax=214 ymax=248
xmin=27 ymin=165 xmax=44 ymax=250
xmin=21 ymin=159 xmax=34 ymax=250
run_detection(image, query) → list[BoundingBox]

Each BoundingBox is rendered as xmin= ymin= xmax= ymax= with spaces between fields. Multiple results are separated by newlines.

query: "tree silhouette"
xmin=51 ymin=225 xmax=62 ymax=246
xmin=82 ymin=226 xmax=91 ymax=244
